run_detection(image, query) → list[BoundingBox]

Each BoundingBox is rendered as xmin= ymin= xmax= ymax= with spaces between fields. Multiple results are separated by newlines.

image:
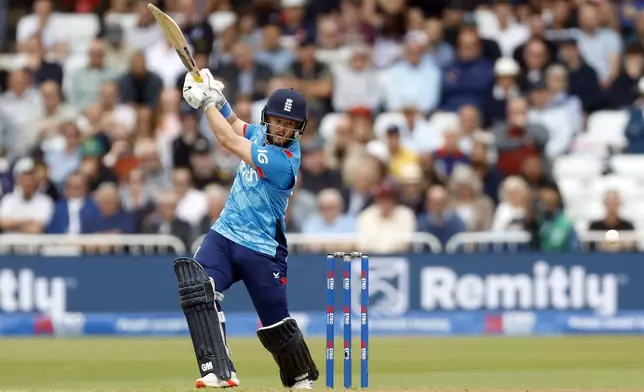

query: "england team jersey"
xmin=212 ymin=123 xmax=301 ymax=257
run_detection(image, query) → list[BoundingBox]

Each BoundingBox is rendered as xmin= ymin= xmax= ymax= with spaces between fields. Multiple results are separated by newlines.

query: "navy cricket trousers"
xmin=193 ymin=229 xmax=289 ymax=326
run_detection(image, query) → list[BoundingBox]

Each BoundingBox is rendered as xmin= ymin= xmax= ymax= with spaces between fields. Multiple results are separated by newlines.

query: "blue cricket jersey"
xmin=212 ymin=123 xmax=301 ymax=257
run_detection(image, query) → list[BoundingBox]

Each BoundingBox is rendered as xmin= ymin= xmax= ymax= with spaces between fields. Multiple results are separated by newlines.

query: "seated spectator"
xmin=622 ymin=77 xmax=644 ymax=153
xmin=145 ymin=38 xmax=190 ymax=88
xmin=323 ymin=115 xmax=363 ymax=184
xmin=398 ymin=164 xmax=425 ymax=214
xmin=300 ymin=138 xmax=344 ymax=195
xmin=200 ymin=184 xmax=228 ymax=233
xmin=142 ymin=191 xmax=194 ymax=249
xmin=485 ymin=0 xmax=530 ymax=57
xmin=190 ymin=138 xmax=225 ymax=189
xmin=470 ymin=141 xmax=504 ymax=204
xmin=491 ymin=175 xmax=531 ymax=231
xmin=417 ymin=183 xmax=467 ymax=246
xmin=448 ymin=165 xmax=494 ymax=231
xmin=303 ymin=188 xmax=357 ymax=252
xmin=33 ymin=157 xmax=59 ymax=201
xmin=558 ymin=37 xmax=603 ymax=113
xmin=458 ymin=105 xmax=496 ymax=162
xmin=357 ymin=181 xmax=415 ymax=254
xmin=576 ymin=2 xmax=622 ymax=88
xmin=83 ymin=182 xmax=135 ymax=234
xmin=172 ymin=108 xmax=209 ymax=168
xmin=279 ymin=0 xmax=315 ymax=47
xmin=126 ymin=0 xmax=163 ymax=51
xmin=385 ymin=126 xmax=419 ymax=183
xmin=16 ymin=0 xmax=68 ymax=58
xmin=588 ymin=190 xmax=637 ymax=252
xmin=285 ymin=36 xmax=332 ymax=114
xmin=303 ymin=188 xmax=356 ymax=235
xmin=513 ymin=11 xmax=557 ymax=70
xmin=520 ymin=155 xmax=554 ymax=192
xmin=103 ymin=23 xmax=138 ymax=75
xmin=493 ymin=96 xmax=549 ymax=176
xmin=0 ymin=158 xmax=53 ymax=234
xmin=214 ymin=41 xmax=273 ymax=105
xmin=534 ymin=182 xmax=578 ymax=252
xmin=21 ymin=35 xmax=63 ymax=87
xmin=433 ymin=128 xmax=469 ymax=178
xmin=120 ymin=168 xmax=155 ymax=231
xmin=606 ymin=42 xmax=644 ymax=109
xmin=394 ymin=105 xmax=436 ymax=154
xmin=135 ymin=138 xmax=170 ymax=194
xmin=43 ymin=121 xmax=83 ymax=186
xmin=316 ymin=17 xmax=353 ymax=67
xmin=331 ymin=46 xmax=381 ymax=113
xmin=527 ymin=80 xmax=574 ymax=159
xmin=517 ymin=38 xmax=550 ymax=92
xmin=255 ymin=23 xmax=295 ymax=75
xmin=78 ymin=138 xmax=118 ymax=192
xmin=98 ymin=81 xmax=136 ymax=134
xmin=345 ymin=155 xmax=384 ymax=216
xmin=47 ymin=171 xmax=98 ymax=234
xmin=118 ymin=51 xmax=164 ymax=109
xmin=544 ymin=64 xmax=582 ymax=134
xmin=441 ymin=28 xmax=494 ymax=112
xmin=484 ymin=57 xmax=521 ymax=127
xmin=179 ymin=0 xmax=215 ymax=55
xmin=0 ymin=69 xmax=43 ymax=155
xmin=423 ymin=17 xmax=455 ymax=72
xmin=172 ymin=168 xmax=207 ymax=227
xmin=68 ymin=40 xmax=118 ymax=111
xmin=25 ymin=81 xmax=76 ymax=152
xmin=382 ymin=31 xmax=441 ymax=115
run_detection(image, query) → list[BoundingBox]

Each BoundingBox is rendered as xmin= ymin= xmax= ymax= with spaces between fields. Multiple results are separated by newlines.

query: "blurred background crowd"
xmin=0 ymin=0 xmax=643 ymax=254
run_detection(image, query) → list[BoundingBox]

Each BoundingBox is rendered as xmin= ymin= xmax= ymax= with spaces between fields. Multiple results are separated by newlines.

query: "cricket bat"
xmin=147 ymin=3 xmax=203 ymax=83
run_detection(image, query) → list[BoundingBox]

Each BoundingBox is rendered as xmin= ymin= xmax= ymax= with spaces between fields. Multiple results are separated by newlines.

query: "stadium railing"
xmin=190 ymin=232 xmax=444 ymax=255
xmin=0 ymin=234 xmax=186 ymax=255
xmin=0 ymin=230 xmax=636 ymax=256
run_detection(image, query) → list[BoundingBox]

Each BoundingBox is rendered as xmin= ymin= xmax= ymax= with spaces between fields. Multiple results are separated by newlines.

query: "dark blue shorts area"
xmin=193 ymin=229 xmax=289 ymax=326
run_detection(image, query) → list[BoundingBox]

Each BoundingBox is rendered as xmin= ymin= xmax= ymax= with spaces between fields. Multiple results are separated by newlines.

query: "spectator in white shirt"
xmin=576 ymin=2 xmax=622 ymax=87
xmin=145 ymin=39 xmax=190 ymax=88
xmin=16 ymin=0 xmax=68 ymax=58
xmin=382 ymin=31 xmax=441 ymax=115
xmin=491 ymin=175 xmax=531 ymax=231
xmin=302 ymin=188 xmax=357 ymax=252
xmin=357 ymin=181 xmax=416 ymax=254
xmin=0 ymin=157 xmax=53 ymax=234
xmin=331 ymin=45 xmax=381 ymax=112
xmin=172 ymin=167 xmax=207 ymax=227
xmin=315 ymin=17 xmax=353 ymax=67
xmin=486 ymin=0 xmax=530 ymax=57
xmin=125 ymin=0 xmax=164 ymax=51
xmin=98 ymin=80 xmax=136 ymax=134
xmin=0 ymin=69 xmax=43 ymax=155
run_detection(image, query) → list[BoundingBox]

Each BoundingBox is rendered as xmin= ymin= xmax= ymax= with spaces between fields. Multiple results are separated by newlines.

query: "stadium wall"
xmin=0 ymin=254 xmax=643 ymax=336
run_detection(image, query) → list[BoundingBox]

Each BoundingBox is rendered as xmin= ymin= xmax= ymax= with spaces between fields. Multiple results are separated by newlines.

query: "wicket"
xmin=326 ymin=252 xmax=369 ymax=389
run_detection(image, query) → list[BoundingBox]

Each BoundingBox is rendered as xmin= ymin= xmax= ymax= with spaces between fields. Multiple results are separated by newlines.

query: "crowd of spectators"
xmin=0 ymin=0 xmax=642 ymax=254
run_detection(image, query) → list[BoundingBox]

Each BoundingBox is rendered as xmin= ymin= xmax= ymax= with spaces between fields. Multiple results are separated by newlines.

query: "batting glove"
xmin=182 ymin=69 xmax=227 ymax=111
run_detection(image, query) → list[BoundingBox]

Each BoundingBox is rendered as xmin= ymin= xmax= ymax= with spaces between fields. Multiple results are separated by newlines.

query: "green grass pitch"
xmin=0 ymin=336 xmax=642 ymax=391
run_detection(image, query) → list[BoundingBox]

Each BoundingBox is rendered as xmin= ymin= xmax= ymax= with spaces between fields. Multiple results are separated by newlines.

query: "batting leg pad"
xmin=174 ymin=257 xmax=232 ymax=380
xmin=256 ymin=317 xmax=319 ymax=387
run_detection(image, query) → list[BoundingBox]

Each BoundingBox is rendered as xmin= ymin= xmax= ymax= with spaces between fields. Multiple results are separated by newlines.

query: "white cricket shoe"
xmin=195 ymin=371 xmax=240 ymax=388
xmin=291 ymin=379 xmax=314 ymax=390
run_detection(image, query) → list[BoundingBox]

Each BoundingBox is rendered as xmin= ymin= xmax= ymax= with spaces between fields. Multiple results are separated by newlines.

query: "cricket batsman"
xmin=176 ymin=68 xmax=319 ymax=390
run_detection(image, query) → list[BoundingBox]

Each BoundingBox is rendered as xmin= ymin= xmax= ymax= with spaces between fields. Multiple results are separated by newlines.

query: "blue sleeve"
xmin=243 ymin=123 xmax=261 ymax=140
xmin=251 ymin=144 xmax=294 ymax=189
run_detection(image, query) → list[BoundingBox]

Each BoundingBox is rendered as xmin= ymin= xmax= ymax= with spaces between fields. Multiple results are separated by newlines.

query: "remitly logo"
xmin=420 ymin=261 xmax=619 ymax=316
xmin=0 ymin=268 xmax=69 ymax=316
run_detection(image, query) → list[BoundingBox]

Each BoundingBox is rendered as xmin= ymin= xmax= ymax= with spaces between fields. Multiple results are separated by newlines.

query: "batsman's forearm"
xmin=204 ymin=105 xmax=237 ymax=147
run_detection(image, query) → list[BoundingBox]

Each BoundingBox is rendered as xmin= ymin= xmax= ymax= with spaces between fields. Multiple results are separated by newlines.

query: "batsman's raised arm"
xmin=183 ymin=70 xmax=254 ymax=166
